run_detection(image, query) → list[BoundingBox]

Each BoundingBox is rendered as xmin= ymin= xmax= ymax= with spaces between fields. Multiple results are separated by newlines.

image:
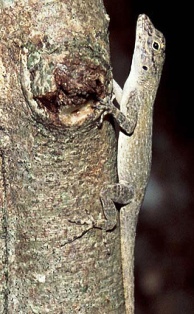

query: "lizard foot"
xmin=92 ymin=96 xmax=115 ymax=127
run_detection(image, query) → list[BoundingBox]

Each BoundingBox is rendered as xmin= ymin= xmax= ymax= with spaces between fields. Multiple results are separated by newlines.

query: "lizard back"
xmin=118 ymin=14 xmax=166 ymax=193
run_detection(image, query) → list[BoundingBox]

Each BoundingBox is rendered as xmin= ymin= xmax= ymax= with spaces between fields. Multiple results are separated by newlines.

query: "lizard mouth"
xmin=137 ymin=14 xmax=153 ymax=36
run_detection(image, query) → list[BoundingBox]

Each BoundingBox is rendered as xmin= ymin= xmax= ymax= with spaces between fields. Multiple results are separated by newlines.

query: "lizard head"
xmin=132 ymin=14 xmax=166 ymax=88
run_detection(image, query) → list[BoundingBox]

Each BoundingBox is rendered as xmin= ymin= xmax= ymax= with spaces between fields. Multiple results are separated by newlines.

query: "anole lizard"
xmin=96 ymin=14 xmax=165 ymax=313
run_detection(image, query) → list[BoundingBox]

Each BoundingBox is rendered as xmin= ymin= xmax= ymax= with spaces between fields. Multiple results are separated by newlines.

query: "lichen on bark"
xmin=0 ymin=0 xmax=125 ymax=313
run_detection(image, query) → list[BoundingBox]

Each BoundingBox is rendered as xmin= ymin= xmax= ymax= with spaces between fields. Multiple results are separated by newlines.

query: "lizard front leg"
xmin=94 ymin=86 xmax=138 ymax=136
xmin=113 ymin=79 xmax=123 ymax=103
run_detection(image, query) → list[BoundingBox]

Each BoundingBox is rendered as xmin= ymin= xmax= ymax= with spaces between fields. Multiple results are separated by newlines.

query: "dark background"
xmin=104 ymin=1 xmax=194 ymax=313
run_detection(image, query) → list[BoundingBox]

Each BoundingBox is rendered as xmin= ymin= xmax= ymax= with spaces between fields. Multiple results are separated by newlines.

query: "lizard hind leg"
xmin=98 ymin=183 xmax=134 ymax=231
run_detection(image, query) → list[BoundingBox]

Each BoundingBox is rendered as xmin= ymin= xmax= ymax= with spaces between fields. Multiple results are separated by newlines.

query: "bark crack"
xmin=60 ymin=221 xmax=93 ymax=247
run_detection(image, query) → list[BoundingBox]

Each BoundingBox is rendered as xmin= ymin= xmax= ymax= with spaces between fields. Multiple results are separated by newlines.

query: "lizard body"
xmin=98 ymin=14 xmax=165 ymax=313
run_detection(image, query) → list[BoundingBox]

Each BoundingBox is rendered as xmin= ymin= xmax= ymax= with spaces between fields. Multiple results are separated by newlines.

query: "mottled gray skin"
xmin=98 ymin=14 xmax=165 ymax=313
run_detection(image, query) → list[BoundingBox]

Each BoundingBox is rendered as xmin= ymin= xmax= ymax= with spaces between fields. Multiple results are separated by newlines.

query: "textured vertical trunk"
xmin=0 ymin=0 xmax=125 ymax=313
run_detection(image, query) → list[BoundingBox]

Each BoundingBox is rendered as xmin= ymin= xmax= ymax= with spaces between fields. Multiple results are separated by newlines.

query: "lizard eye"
xmin=142 ymin=65 xmax=148 ymax=71
xmin=152 ymin=41 xmax=160 ymax=50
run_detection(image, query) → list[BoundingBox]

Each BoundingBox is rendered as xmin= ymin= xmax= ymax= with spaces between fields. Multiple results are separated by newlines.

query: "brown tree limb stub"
xmin=20 ymin=44 xmax=109 ymax=128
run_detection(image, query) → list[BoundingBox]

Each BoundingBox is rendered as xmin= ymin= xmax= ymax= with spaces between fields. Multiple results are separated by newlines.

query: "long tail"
xmin=120 ymin=202 xmax=140 ymax=314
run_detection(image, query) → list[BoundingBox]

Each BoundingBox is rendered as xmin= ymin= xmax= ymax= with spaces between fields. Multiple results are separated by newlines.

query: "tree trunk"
xmin=0 ymin=0 xmax=126 ymax=313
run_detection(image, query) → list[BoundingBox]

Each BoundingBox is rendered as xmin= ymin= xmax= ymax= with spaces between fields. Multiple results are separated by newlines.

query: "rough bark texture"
xmin=0 ymin=0 xmax=125 ymax=313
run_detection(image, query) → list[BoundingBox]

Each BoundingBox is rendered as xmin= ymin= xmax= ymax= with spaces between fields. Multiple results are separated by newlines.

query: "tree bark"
xmin=0 ymin=0 xmax=127 ymax=313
